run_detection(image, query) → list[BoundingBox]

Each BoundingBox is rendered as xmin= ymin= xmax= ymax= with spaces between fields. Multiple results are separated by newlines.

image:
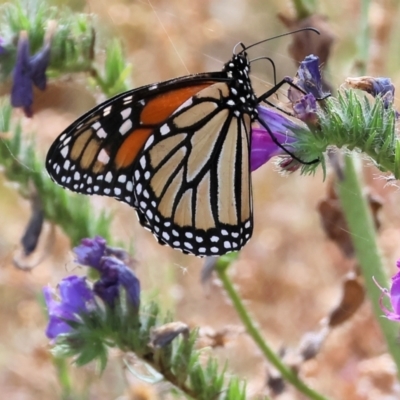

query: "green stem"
xmin=53 ymin=357 xmax=72 ymax=399
xmin=216 ymin=264 xmax=328 ymax=400
xmin=334 ymin=0 xmax=400 ymax=379
xmin=337 ymin=156 xmax=400 ymax=377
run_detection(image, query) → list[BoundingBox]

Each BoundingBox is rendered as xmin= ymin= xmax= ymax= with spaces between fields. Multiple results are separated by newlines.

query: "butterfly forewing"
xmin=46 ymin=53 xmax=258 ymax=257
xmin=46 ymin=77 xmax=221 ymax=204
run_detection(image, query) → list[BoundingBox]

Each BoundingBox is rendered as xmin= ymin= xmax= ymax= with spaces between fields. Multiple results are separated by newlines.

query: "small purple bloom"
xmin=29 ymin=42 xmax=51 ymax=90
xmin=94 ymin=256 xmax=141 ymax=309
xmin=292 ymin=93 xmax=318 ymax=125
xmin=74 ymin=237 xmax=140 ymax=309
xmin=375 ymin=261 xmax=400 ymax=321
xmin=43 ymin=276 xmax=96 ymax=339
xmin=74 ymin=236 xmax=107 ymax=270
xmin=286 ymin=55 xmax=329 ymax=125
xmin=346 ymin=76 xmax=395 ymax=109
xmin=11 ymin=31 xmax=51 ymax=117
xmin=290 ymin=55 xmax=328 ymax=100
xmin=11 ymin=32 xmax=33 ymax=117
xmin=251 ymin=106 xmax=299 ymax=171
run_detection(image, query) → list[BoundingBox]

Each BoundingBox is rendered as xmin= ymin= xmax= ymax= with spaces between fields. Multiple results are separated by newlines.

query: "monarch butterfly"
xmin=46 ymin=31 xmax=317 ymax=257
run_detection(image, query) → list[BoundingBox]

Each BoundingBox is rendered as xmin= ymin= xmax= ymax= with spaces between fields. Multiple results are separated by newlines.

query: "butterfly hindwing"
xmin=133 ymin=82 xmax=253 ymax=255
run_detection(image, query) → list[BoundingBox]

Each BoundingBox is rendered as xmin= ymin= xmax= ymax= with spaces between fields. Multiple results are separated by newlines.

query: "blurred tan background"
xmin=2 ymin=0 xmax=400 ymax=398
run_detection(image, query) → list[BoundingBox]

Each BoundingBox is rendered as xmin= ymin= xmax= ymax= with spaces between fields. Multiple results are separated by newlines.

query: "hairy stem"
xmin=216 ymin=262 xmax=328 ymax=400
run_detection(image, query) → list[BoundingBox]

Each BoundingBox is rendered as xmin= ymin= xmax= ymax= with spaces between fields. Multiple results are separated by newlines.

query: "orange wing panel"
xmin=115 ymin=128 xmax=152 ymax=168
xmin=140 ymin=83 xmax=214 ymax=125
xmin=115 ymin=82 xmax=215 ymax=169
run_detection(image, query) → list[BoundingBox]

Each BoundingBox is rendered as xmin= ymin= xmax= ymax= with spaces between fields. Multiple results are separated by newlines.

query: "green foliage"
xmin=52 ymin=299 xmax=247 ymax=400
xmin=0 ymin=0 xmax=50 ymax=52
xmin=0 ymin=101 xmax=112 ymax=245
xmin=0 ymin=0 xmax=131 ymax=95
xmin=293 ymin=90 xmax=398 ymax=178
xmin=91 ymin=39 xmax=132 ymax=97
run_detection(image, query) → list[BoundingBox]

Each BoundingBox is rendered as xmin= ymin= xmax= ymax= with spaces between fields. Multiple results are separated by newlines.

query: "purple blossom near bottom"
xmin=375 ymin=260 xmax=400 ymax=321
xmin=43 ymin=237 xmax=141 ymax=341
xmin=94 ymin=256 xmax=141 ymax=308
xmin=73 ymin=236 xmax=141 ymax=309
xmin=43 ymin=276 xmax=96 ymax=339
xmin=251 ymin=106 xmax=300 ymax=171
xmin=74 ymin=236 xmax=106 ymax=270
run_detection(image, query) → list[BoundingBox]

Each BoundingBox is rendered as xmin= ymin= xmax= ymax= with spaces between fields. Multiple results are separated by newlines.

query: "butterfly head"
xmin=222 ymin=52 xmax=258 ymax=119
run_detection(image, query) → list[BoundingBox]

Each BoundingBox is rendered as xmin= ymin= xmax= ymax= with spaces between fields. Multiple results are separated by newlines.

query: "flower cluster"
xmin=43 ymin=236 xmax=140 ymax=340
xmin=251 ymin=54 xmax=324 ymax=172
xmin=44 ymin=276 xmax=96 ymax=339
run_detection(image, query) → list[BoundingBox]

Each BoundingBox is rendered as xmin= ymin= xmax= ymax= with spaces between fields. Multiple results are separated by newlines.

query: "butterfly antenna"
xmin=250 ymin=56 xmax=278 ymax=86
xmin=233 ymin=42 xmax=246 ymax=55
xmin=238 ymin=27 xmax=320 ymax=54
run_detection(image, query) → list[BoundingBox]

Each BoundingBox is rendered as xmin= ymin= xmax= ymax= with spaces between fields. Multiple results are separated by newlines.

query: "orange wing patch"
xmin=114 ymin=83 xmax=216 ymax=170
xmin=115 ymin=128 xmax=152 ymax=168
xmin=140 ymin=83 xmax=214 ymax=125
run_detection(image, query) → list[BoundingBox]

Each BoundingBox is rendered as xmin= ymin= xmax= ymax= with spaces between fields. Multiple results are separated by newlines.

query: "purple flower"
xmin=11 ymin=31 xmax=51 ymax=117
xmin=346 ymin=76 xmax=395 ymax=109
xmin=11 ymin=32 xmax=33 ymax=117
xmin=286 ymin=55 xmax=328 ymax=125
xmin=289 ymin=55 xmax=328 ymax=100
xmin=94 ymin=257 xmax=141 ymax=309
xmin=375 ymin=261 xmax=400 ymax=321
xmin=292 ymin=93 xmax=318 ymax=125
xmin=43 ymin=276 xmax=96 ymax=339
xmin=74 ymin=237 xmax=140 ymax=309
xmin=74 ymin=236 xmax=107 ymax=270
xmin=251 ymin=106 xmax=299 ymax=171
xmin=29 ymin=42 xmax=51 ymax=90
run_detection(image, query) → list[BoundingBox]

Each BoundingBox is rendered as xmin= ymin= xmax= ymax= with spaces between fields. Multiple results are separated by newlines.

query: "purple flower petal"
xmin=251 ymin=128 xmax=287 ymax=171
xmin=93 ymin=259 xmax=120 ymax=307
xmin=251 ymin=106 xmax=299 ymax=171
xmin=74 ymin=236 xmax=107 ymax=270
xmin=58 ymin=275 xmax=96 ymax=313
xmin=118 ymin=263 xmax=141 ymax=310
xmin=11 ymin=32 xmax=33 ymax=117
xmin=94 ymin=256 xmax=140 ymax=309
xmin=292 ymin=93 xmax=318 ymax=124
xmin=29 ymin=43 xmax=50 ymax=90
xmin=257 ymin=106 xmax=301 ymax=133
xmin=43 ymin=276 xmax=95 ymax=339
xmin=390 ymin=274 xmax=400 ymax=316
xmin=292 ymin=55 xmax=327 ymax=100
